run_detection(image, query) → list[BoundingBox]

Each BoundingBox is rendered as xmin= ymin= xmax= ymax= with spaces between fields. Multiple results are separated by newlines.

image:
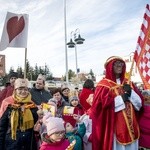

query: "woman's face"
xmin=62 ymin=88 xmax=70 ymax=97
xmin=15 ymin=87 xmax=29 ymax=98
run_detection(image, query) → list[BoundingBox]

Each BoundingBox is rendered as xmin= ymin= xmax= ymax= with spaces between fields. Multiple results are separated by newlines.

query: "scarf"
xmin=11 ymin=93 xmax=36 ymax=140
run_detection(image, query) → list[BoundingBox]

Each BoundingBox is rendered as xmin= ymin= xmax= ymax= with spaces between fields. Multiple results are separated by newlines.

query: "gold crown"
xmin=68 ymin=90 xmax=78 ymax=98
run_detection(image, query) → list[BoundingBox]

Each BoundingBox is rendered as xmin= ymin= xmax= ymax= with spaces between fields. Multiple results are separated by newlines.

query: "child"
xmin=62 ymin=91 xmax=84 ymax=133
xmin=34 ymin=109 xmax=45 ymax=149
xmin=40 ymin=117 xmax=70 ymax=150
xmin=65 ymin=114 xmax=86 ymax=150
xmin=139 ymin=90 xmax=150 ymax=150
xmin=69 ymin=90 xmax=84 ymax=116
xmin=50 ymin=88 xmax=69 ymax=118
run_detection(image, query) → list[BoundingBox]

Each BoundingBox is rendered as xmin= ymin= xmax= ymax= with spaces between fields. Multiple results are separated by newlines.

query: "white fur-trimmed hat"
xmin=14 ymin=78 xmax=29 ymax=89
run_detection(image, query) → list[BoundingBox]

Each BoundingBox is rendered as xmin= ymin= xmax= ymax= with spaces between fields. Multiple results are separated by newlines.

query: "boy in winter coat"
xmin=65 ymin=114 xmax=86 ymax=150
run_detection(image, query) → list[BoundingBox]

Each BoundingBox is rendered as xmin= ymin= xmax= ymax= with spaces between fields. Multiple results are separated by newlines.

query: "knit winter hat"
xmin=61 ymin=83 xmax=70 ymax=92
xmin=69 ymin=96 xmax=79 ymax=102
xmin=14 ymin=78 xmax=29 ymax=89
xmin=64 ymin=119 xmax=76 ymax=128
xmin=63 ymin=106 xmax=77 ymax=128
xmin=42 ymin=112 xmax=53 ymax=124
xmin=69 ymin=90 xmax=79 ymax=102
xmin=9 ymin=72 xmax=18 ymax=79
xmin=45 ymin=117 xmax=65 ymax=136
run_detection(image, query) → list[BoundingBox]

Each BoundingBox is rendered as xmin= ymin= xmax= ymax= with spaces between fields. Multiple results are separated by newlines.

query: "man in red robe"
xmin=90 ymin=56 xmax=143 ymax=150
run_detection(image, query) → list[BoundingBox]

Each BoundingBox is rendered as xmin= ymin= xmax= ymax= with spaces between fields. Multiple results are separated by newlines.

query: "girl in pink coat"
xmin=40 ymin=117 xmax=70 ymax=150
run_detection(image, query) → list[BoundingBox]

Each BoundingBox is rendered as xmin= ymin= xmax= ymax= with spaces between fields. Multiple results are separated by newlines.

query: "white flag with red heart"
xmin=0 ymin=12 xmax=29 ymax=51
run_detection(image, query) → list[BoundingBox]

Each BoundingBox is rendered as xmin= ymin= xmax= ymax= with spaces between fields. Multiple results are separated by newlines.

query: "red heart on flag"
xmin=7 ymin=16 xmax=25 ymax=43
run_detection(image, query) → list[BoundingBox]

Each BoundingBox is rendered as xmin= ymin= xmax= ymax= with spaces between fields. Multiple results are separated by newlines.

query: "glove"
xmin=121 ymin=84 xmax=132 ymax=102
xmin=122 ymin=84 xmax=132 ymax=96
xmin=121 ymin=93 xmax=130 ymax=102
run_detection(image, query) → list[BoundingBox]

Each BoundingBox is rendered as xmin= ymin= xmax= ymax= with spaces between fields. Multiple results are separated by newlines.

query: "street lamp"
xmin=63 ymin=0 xmax=69 ymax=84
xmin=67 ymin=28 xmax=85 ymax=78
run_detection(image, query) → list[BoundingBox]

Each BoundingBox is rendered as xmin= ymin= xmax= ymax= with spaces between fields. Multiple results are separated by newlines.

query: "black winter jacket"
xmin=0 ymin=106 xmax=38 ymax=150
xmin=30 ymin=88 xmax=52 ymax=105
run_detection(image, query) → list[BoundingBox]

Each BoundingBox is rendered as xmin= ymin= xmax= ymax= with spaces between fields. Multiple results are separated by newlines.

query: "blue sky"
xmin=0 ymin=0 xmax=149 ymax=77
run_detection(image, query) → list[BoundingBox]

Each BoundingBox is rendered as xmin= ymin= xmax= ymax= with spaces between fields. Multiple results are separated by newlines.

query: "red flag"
xmin=134 ymin=4 xmax=150 ymax=89
xmin=0 ymin=12 xmax=29 ymax=51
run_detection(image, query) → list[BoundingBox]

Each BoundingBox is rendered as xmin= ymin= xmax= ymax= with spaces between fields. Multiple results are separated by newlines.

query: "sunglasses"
xmin=114 ymin=61 xmax=124 ymax=67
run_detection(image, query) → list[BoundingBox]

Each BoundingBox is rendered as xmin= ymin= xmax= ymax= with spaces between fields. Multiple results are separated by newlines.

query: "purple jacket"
xmin=139 ymin=105 xmax=150 ymax=148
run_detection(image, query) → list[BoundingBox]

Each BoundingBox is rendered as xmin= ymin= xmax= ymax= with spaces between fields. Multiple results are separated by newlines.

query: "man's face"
xmin=113 ymin=60 xmax=124 ymax=75
xmin=35 ymin=80 xmax=44 ymax=89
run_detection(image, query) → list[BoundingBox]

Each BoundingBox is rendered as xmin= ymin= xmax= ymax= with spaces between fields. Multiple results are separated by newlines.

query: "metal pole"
xmin=64 ymin=0 xmax=69 ymax=84
xmin=24 ymin=48 xmax=27 ymax=79
xmin=75 ymin=44 xmax=78 ymax=78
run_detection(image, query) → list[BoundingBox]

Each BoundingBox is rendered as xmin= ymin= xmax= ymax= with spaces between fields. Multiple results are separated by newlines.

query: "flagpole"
xmin=128 ymin=57 xmax=134 ymax=83
xmin=24 ymin=48 xmax=27 ymax=79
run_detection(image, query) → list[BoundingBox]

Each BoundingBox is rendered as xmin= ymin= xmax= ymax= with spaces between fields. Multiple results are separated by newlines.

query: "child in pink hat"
xmin=40 ymin=117 xmax=70 ymax=150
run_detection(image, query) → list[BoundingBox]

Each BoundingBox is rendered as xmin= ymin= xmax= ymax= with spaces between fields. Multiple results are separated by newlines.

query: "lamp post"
xmin=67 ymin=28 xmax=85 ymax=78
xmin=63 ymin=0 xmax=69 ymax=84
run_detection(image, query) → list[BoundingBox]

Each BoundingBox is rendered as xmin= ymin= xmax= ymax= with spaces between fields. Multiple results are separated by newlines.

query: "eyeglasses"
xmin=17 ymin=87 xmax=29 ymax=92
xmin=10 ymin=77 xmax=17 ymax=80
xmin=52 ymin=131 xmax=65 ymax=136
xmin=114 ymin=61 xmax=124 ymax=67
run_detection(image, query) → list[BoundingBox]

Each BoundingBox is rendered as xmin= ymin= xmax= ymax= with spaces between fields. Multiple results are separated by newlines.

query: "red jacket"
xmin=0 ymin=85 xmax=14 ymax=106
xmin=79 ymin=88 xmax=94 ymax=111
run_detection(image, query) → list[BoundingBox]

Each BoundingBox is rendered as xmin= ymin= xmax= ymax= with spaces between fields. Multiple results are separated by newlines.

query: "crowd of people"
xmin=0 ymin=56 xmax=149 ymax=150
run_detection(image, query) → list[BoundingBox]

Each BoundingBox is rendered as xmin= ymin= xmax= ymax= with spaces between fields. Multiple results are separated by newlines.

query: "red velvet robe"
xmin=90 ymin=79 xmax=115 ymax=150
xmin=90 ymin=57 xmax=143 ymax=150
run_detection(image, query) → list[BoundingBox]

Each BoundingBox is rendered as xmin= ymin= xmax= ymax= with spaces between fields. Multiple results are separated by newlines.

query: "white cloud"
xmin=0 ymin=0 xmax=149 ymax=78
